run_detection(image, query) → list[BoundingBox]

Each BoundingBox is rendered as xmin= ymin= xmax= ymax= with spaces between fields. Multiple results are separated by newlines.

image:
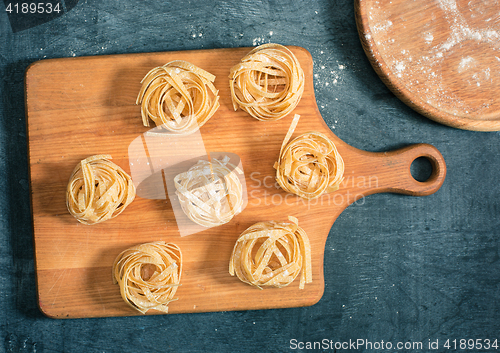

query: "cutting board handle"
xmin=378 ymin=143 xmax=446 ymax=196
xmin=350 ymin=143 xmax=446 ymax=199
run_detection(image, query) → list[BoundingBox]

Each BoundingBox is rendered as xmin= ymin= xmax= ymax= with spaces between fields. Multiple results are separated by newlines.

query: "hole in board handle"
xmin=410 ymin=156 xmax=433 ymax=182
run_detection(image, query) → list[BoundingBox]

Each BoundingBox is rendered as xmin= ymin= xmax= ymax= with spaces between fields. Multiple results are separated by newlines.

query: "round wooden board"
xmin=355 ymin=0 xmax=500 ymax=131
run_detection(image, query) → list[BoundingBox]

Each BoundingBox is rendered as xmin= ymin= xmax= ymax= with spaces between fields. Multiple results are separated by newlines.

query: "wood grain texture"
xmin=355 ymin=0 xmax=500 ymax=131
xmin=25 ymin=46 xmax=446 ymax=318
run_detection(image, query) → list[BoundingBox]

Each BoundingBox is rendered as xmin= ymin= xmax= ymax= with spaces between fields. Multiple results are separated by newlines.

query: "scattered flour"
xmin=313 ymin=51 xmax=345 ymax=89
xmin=458 ymin=56 xmax=475 ymax=73
xmin=372 ymin=20 xmax=393 ymax=33
xmin=424 ymin=32 xmax=434 ymax=44
xmin=437 ymin=0 xmax=500 ymax=51
xmin=252 ymin=37 xmax=263 ymax=46
xmin=394 ymin=61 xmax=405 ymax=77
xmin=252 ymin=31 xmax=273 ymax=46
xmin=484 ymin=67 xmax=491 ymax=80
xmin=437 ymin=0 xmax=459 ymax=12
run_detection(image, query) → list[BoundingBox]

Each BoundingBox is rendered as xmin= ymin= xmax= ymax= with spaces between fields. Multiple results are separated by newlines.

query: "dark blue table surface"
xmin=1 ymin=1 xmax=499 ymax=352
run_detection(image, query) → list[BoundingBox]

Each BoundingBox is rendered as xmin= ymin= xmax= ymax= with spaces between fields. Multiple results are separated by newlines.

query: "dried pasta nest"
xmin=66 ymin=154 xmax=136 ymax=225
xmin=136 ymin=60 xmax=220 ymax=134
xmin=229 ymin=43 xmax=305 ymax=121
xmin=229 ymin=216 xmax=312 ymax=289
xmin=174 ymin=156 xmax=244 ymax=227
xmin=274 ymin=115 xmax=344 ymax=199
xmin=112 ymin=241 xmax=182 ymax=314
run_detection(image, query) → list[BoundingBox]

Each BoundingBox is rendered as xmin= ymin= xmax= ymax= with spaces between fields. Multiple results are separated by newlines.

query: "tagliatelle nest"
xmin=112 ymin=241 xmax=182 ymax=314
xmin=174 ymin=156 xmax=244 ymax=228
xmin=229 ymin=216 xmax=312 ymax=289
xmin=66 ymin=154 xmax=136 ymax=225
xmin=229 ymin=43 xmax=305 ymax=121
xmin=274 ymin=115 xmax=344 ymax=199
xmin=136 ymin=60 xmax=220 ymax=134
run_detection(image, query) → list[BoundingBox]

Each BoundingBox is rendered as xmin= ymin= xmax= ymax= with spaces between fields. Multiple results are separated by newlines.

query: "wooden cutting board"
xmin=25 ymin=46 xmax=446 ymax=319
xmin=355 ymin=0 xmax=500 ymax=131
